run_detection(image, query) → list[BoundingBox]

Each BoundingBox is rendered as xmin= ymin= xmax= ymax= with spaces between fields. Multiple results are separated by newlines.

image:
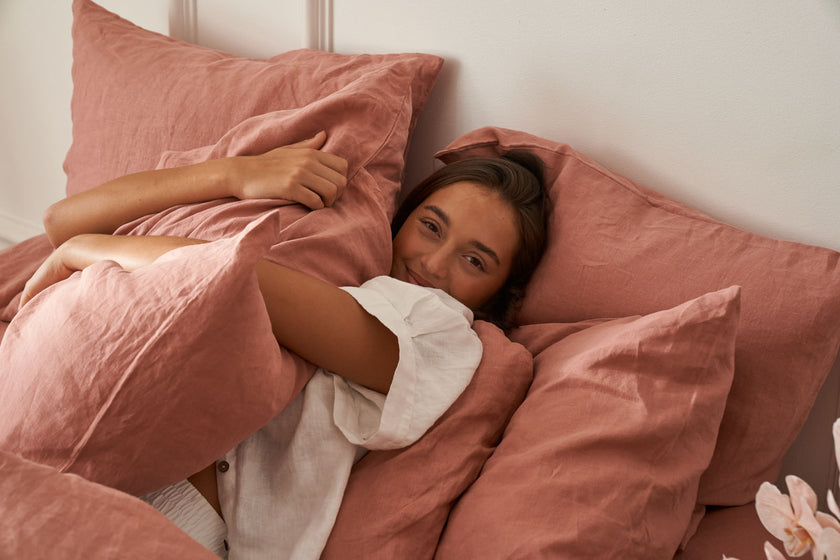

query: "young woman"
xmin=21 ymin=131 xmax=549 ymax=558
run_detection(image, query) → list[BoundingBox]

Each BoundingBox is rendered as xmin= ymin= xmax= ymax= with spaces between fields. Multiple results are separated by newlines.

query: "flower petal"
xmin=786 ymin=525 xmax=814 ymax=557
xmin=818 ymin=527 xmax=840 ymax=560
xmin=757 ymin=482 xmax=796 ymax=538
xmin=764 ymin=541 xmax=788 ymax=560
xmin=794 ymin=498 xmax=824 ymax=558
xmin=798 ymin=496 xmax=824 ymax=536
xmin=819 ymin=511 xmax=840 ymax=533
xmin=829 ymin=490 xmax=840 ymax=522
xmin=787 ymin=475 xmax=819 ymax=516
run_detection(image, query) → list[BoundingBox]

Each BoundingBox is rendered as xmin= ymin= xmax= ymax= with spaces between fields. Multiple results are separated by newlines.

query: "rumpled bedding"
xmin=0 ymin=234 xmax=53 ymax=336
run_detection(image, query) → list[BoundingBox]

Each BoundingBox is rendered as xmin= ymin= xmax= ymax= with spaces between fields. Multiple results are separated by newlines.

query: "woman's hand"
xmin=226 ymin=131 xmax=349 ymax=209
xmin=19 ymin=245 xmax=78 ymax=308
xmin=42 ymin=132 xmax=348 ymax=248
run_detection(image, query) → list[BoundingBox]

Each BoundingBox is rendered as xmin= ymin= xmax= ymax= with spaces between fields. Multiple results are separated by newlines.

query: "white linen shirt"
xmin=216 ymin=276 xmax=482 ymax=559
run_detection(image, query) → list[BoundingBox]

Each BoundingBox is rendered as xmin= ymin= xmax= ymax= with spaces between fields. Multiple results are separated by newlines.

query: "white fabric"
xmin=141 ymin=479 xmax=229 ymax=558
xmin=218 ymin=276 xmax=482 ymax=559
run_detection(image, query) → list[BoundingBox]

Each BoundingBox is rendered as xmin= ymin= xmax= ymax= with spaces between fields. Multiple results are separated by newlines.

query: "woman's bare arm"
xmin=255 ymin=260 xmax=398 ymax=394
xmin=21 ymin=234 xmax=399 ymax=394
xmin=43 ymin=132 xmax=348 ymax=248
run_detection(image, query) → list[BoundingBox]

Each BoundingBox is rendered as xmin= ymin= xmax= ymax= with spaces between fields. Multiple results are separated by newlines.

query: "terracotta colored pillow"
xmin=675 ymin=503 xmax=776 ymax=560
xmin=0 ymin=0 xmax=442 ymax=498
xmin=436 ymin=127 xmax=840 ymax=508
xmin=435 ymin=287 xmax=741 ymax=559
xmin=114 ymin=108 xmax=405 ymax=287
xmin=65 ymin=0 xmax=441 ymax=200
xmin=321 ymin=321 xmax=534 ymax=559
xmin=0 ymin=450 xmax=217 ymax=559
xmin=62 ymin=0 xmax=442 ymax=289
xmin=0 ymin=216 xmax=309 ymax=496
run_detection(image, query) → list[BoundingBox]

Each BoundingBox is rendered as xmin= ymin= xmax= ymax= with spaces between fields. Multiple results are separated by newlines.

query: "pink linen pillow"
xmin=436 ymin=126 xmax=840 ymax=508
xmin=0 ymin=450 xmax=217 ymax=559
xmin=675 ymin=503 xmax=777 ymax=560
xmin=0 ymin=0 xmax=443 ymax=498
xmin=435 ymin=287 xmax=741 ymax=559
xmin=62 ymin=0 xmax=442 ymax=290
xmin=114 ymin=106 xmax=409 ymax=287
xmin=0 ymin=216 xmax=311 ymax=496
xmin=321 ymin=321 xmax=534 ymax=559
xmin=66 ymin=0 xmax=441 ymax=199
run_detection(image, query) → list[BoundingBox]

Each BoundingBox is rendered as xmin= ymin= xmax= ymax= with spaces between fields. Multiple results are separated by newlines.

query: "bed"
xmin=1 ymin=1 xmax=840 ymax=559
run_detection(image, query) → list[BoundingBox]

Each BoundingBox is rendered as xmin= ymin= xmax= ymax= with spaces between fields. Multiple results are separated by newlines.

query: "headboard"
xmin=1 ymin=0 xmax=838 ymax=504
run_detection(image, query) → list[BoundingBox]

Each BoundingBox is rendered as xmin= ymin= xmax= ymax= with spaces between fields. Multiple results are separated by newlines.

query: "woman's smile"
xmin=391 ymin=180 xmax=519 ymax=311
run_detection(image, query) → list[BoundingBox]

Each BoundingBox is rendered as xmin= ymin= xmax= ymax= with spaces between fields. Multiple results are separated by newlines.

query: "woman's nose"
xmin=421 ymin=247 xmax=449 ymax=279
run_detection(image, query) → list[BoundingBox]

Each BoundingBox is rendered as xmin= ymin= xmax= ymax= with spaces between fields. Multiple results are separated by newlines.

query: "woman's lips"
xmin=406 ymin=268 xmax=434 ymax=288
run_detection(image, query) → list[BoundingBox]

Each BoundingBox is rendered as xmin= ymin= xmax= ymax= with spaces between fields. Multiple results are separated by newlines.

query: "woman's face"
xmin=391 ymin=181 xmax=520 ymax=311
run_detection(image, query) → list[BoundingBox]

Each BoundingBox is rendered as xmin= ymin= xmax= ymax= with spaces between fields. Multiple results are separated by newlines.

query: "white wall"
xmin=0 ymin=0 xmax=315 ymax=248
xmin=332 ymin=0 xmax=840 ymax=252
xmin=0 ymin=0 xmax=170 ymax=247
xmin=2 ymin=1 xmax=838 ymax=252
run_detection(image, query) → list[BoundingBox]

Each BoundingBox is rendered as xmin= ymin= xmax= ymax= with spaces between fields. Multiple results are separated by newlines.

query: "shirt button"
xmin=217 ymin=460 xmax=230 ymax=473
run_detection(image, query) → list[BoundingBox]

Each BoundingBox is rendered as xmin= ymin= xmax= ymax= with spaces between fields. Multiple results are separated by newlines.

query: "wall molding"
xmin=304 ymin=0 xmax=333 ymax=51
xmin=168 ymin=1 xmax=332 ymax=52
xmin=169 ymin=0 xmax=198 ymax=44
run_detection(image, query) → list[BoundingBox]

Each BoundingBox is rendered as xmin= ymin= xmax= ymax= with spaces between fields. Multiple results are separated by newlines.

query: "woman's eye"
xmin=421 ymin=219 xmax=439 ymax=234
xmin=465 ymin=255 xmax=485 ymax=271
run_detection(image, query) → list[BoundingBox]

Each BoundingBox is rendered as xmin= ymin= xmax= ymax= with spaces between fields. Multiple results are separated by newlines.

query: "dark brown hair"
xmin=392 ymin=151 xmax=549 ymax=330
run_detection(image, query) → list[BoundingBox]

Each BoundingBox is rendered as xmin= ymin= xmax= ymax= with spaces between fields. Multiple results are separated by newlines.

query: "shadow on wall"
xmin=401 ymin=57 xmax=462 ymax=195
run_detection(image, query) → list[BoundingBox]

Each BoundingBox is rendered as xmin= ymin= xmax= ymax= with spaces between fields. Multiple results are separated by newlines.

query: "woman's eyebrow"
xmin=424 ymin=205 xmax=450 ymax=226
xmin=424 ymin=204 xmax=501 ymax=265
xmin=471 ymin=240 xmax=501 ymax=265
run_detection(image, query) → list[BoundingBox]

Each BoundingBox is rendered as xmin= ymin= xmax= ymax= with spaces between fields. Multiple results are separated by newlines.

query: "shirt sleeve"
xmin=331 ymin=275 xmax=483 ymax=450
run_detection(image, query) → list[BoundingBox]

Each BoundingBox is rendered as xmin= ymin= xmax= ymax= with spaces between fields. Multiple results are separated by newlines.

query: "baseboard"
xmin=0 ymin=212 xmax=44 ymax=247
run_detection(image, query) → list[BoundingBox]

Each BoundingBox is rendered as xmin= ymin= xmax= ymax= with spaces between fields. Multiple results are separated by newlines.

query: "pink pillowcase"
xmin=436 ymin=126 xmax=840 ymax=508
xmin=0 ymin=0 xmax=443 ymax=498
xmin=0 ymin=450 xmax=216 ymax=559
xmin=115 ymin=108 xmax=407 ymax=287
xmin=0 ymin=217 xmax=309 ymax=496
xmin=322 ymin=321 xmax=534 ymax=558
xmin=674 ymin=503 xmax=776 ymax=560
xmin=436 ymin=287 xmax=741 ymax=559
xmin=65 ymin=0 xmax=441 ymax=198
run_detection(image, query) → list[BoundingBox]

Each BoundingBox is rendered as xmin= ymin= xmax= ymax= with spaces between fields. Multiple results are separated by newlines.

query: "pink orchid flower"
xmin=763 ymin=541 xmax=789 ymax=560
xmin=744 ymin=418 xmax=840 ymax=560
xmin=822 ymin=419 xmax=840 ymax=559
xmin=755 ymin=475 xmax=823 ymax=557
xmin=818 ymin=528 xmax=840 ymax=560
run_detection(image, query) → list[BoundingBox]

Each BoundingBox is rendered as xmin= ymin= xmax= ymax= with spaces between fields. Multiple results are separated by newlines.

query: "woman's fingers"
xmin=304 ymin=158 xmax=347 ymax=205
xmin=282 ymin=130 xmax=327 ymax=150
xmin=269 ymin=131 xmax=347 ymax=177
xmin=19 ymin=253 xmax=74 ymax=308
xmin=279 ymin=167 xmax=346 ymax=209
xmin=313 ymin=147 xmax=349 ymax=177
xmin=234 ymin=136 xmax=349 ymax=207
